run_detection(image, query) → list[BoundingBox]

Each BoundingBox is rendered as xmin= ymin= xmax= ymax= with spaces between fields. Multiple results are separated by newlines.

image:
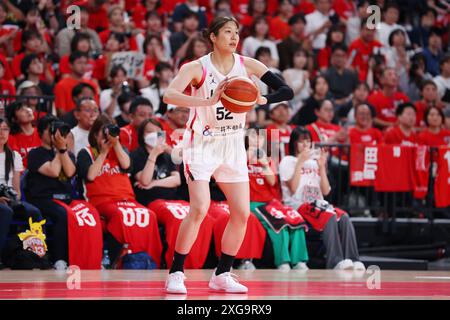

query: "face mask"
xmin=144 ymin=132 xmax=158 ymax=147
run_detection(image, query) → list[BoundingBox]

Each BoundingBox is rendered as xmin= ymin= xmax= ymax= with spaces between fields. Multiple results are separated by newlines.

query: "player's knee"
xmin=188 ymin=203 xmax=209 ymax=222
xmin=229 ymin=209 xmax=250 ymax=225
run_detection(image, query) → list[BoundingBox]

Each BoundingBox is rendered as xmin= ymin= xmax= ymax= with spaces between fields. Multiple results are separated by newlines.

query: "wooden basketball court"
xmin=1 ymin=269 xmax=450 ymax=300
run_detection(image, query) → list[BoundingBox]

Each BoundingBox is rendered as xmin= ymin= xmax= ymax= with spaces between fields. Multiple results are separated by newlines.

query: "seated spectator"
xmin=253 ymin=47 xmax=283 ymax=127
xmin=170 ymin=11 xmax=200 ymax=60
xmin=0 ymin=60 xmax=15 ymax=96
xmin=12 ymin=6 xmax=52 ymax=54
xmin=86 ymin=0 xmax=109 ymax=33
xmin=384 ymin=102 xmax=418 ymax=146
xmin=417 ymin=106 xmax=450 ymax=146
xmin=59 ymin=32 xmax=97 ymax=80
xmin=338 ymin=82 xmax=370 ymax=126
xmin=277 ymin=13 xmax=308 ymax=71
xmin=55 ymin=5 xmax=102 ymax=57
xmin=279 ymin=126 xmax=365 ymax=270
xmin=407 ymin=53 xmax=433 ymax=103
xmin=385 ymin=29 xmax=411 ymax=93
xmin=131 ymin=118 xmax=180 ymax=206
xmin=132 ymin=1 xmax=168 ymax=30
xmin=376 ymin=3 xmax=410 ymax=48
xmin=414 ymin=80 xmax=445 ymax=127
xmin=19 ymin=53 xmax=53 ymax=96
xmin=93 ymin=32 xmax=127 ymax=85
xmin=0 ymin=117 xmax=42 ymax=270
xmin=345 ymin=0 xmax=370 ymax=44
xmin=120 ymin=97 xmax=153 ymax=152
xmin=239 ymin=0 xmax=271 ymax=36
xmin=12 ymin=30 xmax=53 ymax=84
xmin=61 ymin=82 xmax=98 ymax=129
xmin=141 ymin=62 xmax=174 ymax=115
xmin=26 ymin=115 xmax=103 ymax=270
xmin=135 ymin=10 xmax=172 ymax=60
xmin=155 ymin=105 xmax=189 ymax=147
xmin=409 ymin=8 xmax=437 ymax=49
xmin=98 ymin=5 xmax=138 ymax=51
xmin=16 ymin=81 xmax=47 ymax=119
xmin=138 ymin=35 xmax=172 ymax=88
xmin=241 ymin=17 xmax=279 ymax=68
xmin=291 ymin=75 xmax=330 ymax=126
xmin=77 ymin=114 xmax=162 ymax=267
xmin=178 ymin=36 xmax=209 ymax=70
xmin=282 ymin=48 xmax=311 ymax=116
xmin=367 ymin=67 xmax=410 ymax=129
xmin=68 ymin=98 xmax=100 ymax=157
xmin=54 ymin=51 xmax=100 ymax=117
xmin=172 ymin=0 xmax=208 ymax=33
xmin=100 ymin=65 xmax=128 ymax=119
xmin=266 ymin=101 xmax=295 ymax=159
xmin=0 ymin=2 xmax=17 ymax=57
xmin=115 ymin=92 xmax=134 ymax=128
xmin=433 ymin=55 xmax=450 ymax=108
xmin=444 ymin=107 xmax=450 ymax=130
xmin=348 ymin=18 xmax=383 ymax=82
xmin=422 ymin=27 xmax=444 ymax=77
xmin=348 ymin=103 xmax=383 ymax=145
xmin=246 ymin=129 xmax=309 ymax=271
xmin=305 ymin=0 xmax=338 ymax=51
xmin=324 ymin=44 xmax=358 ymax=107
xmin=6 ymin=102 xmax=41 ymax=168
xmin=317 ymin=24 xmax=345 ymax=73
xmin=269 ymin=0 xmax=294 ymax=41
xmin=306 ymin=99 xmax=347 ymax=145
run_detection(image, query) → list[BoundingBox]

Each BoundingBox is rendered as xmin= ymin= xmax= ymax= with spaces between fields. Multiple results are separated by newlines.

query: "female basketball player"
xmin=163 ymin=16 xmax=293 ymax=294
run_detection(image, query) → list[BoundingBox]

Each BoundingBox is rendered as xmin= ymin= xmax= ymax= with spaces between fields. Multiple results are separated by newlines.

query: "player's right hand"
xmin=209 ymin=77 xmax=230 ymax=105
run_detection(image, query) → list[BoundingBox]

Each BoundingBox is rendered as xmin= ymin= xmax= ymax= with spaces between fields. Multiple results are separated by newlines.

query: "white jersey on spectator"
xmin=71 ymin=126 xmax=90 ymax=157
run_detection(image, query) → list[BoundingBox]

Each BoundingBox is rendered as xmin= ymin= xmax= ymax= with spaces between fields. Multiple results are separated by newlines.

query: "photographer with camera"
xmin=0 ymin=118 xmax=42 ymax=269
xmin=77 ymin=114 xmax=162 ymax=268
xmin=119 ymin=97 xmax=154 ymax=152
xmin=25 ymin=115 xmax=103 ymax=270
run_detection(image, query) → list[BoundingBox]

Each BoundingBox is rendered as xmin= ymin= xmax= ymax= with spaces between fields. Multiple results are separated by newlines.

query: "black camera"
xmin=50 ymin=121 xmax=71 ymax=138
xmin=0 ymin=184 xmax=23 ymax=210
xmin=121 ymin=81 xmax=131 ymax=95
xmin=103 ymin=124 xmax=120 ymax=138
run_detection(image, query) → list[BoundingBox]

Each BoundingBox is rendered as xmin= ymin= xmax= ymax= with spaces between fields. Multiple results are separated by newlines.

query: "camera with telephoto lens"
xmin=0 ymin=184 xmax=24 ymax=212
xmin=50 ymin=121 xmax=71 ymax=138
xmin=103 ymin=124 xmax=120 ymax=138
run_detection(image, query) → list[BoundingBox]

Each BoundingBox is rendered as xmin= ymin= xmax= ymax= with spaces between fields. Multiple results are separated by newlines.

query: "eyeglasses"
xmin=82 ymin=108 xmax=100 ymax=114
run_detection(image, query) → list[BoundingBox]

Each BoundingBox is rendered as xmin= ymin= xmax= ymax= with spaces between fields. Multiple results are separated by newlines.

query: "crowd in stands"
xmin=0 ymin=0 xmax=450 ymax=271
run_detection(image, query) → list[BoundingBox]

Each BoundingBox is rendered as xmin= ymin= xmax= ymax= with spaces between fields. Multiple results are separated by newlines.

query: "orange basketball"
xmin=220 ymin=76 xmax=258 ymax=113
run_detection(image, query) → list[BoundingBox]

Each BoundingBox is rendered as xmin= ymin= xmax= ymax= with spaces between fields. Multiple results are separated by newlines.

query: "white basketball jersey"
xmin=186 ymin=53 xmax=248 ymax=137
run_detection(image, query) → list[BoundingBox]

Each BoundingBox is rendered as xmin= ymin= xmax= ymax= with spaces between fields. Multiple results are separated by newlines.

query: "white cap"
xmin=17 ymin=80 xmax=38 ymax=95
xmin=269 ymin=101 xmax=290 ymax=112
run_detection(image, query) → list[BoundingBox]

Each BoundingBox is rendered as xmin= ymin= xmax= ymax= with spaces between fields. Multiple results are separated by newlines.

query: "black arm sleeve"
xmin=260 ymin=70 xmax=294 ymax=104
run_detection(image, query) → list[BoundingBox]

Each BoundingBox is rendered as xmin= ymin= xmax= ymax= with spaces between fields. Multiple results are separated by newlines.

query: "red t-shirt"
xmin=131 ymin=5 xmax=168 ymax=29
xmin=269 ymin=16 xmax=291 ymax=41
xmin=294 ymin=1 xmax=315 ymax=15
xmin=307 ymin=121 xmax=341 ymax=142
xmin=414 ymin=100 xmax=446 ymax=127
xmin=434 ymin=147 xmax=450 ymax=208
xmin=13 ymin=29 xmax=53 ymax=53
xmin=59 ymin=55 xmax=96 ymax=79
xmin=317 ymin=46 xmax=331 ymax=69
xmin=333 ymin=0 xmax=355 ymax=20
xmin=248 ymin=162 xmax=281 ymax=203
xmin=119 ymin=124 xmax=139 ymax=152
xmin=375 ymin=145 xmax=414 ymax=192
xmin=348 ymin=38 xmax=383 ymax=82
xmin=8 ymin=129 xmax=41 ymax=168
xmin=11 ymin=52 xmax=55 ymax=81
xmin=0 ymin=79 xmax=15 ymax=96
xmin=87 ymin=6 xmax=109 ymax=32
xmin=0 ymin=27 xmax=16 ymax=56
xmin=349 ymin=127 xmax=383 ymax=145
xmin=417 ymin=129 xmax=450 ymax=147
xmin=54 ymin=77 xmax=100 ymax=113
xmin=384 ymin=125 xmax=418 ymax=146
xmin=367 ymin=90 xmax=410 ymax=124
xmin=0 ymin=54 xmax=13 ymax=81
